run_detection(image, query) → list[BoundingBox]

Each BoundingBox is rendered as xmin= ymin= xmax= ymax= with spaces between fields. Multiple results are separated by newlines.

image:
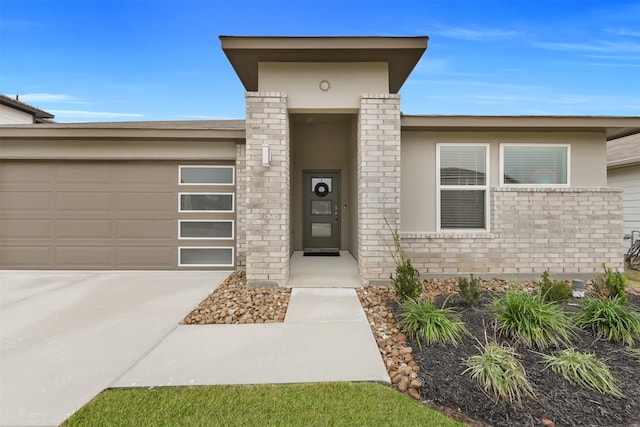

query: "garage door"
xmin=0 ymin=161 xmax=235 ymax=269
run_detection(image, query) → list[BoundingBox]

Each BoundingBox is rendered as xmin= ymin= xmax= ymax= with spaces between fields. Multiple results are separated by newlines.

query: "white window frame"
xmin=436 ymin=143 xmax=490 ymax=232
xmin=178 ymin=192 xmax=235 ymax=213
xmin=500 ymin=144 xmax=571 ymax=187
xmin=178 ymin=220 xmax=235 ymax=240
xmin=178 ymin=165 xmax=235 ymax=186
xmin=178 ymin=246 xmax=235 ymax=267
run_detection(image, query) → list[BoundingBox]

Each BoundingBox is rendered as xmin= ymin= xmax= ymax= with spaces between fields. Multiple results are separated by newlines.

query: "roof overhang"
xmin=0 ymin=94 xmax=55 ymax=122
xmin=220 ymin=36 xmax=428 ymax=93
xmin=0 ymin=120 xmax=246 ymax=141
xmin=401 ymin=115 xmax=640 ymax=140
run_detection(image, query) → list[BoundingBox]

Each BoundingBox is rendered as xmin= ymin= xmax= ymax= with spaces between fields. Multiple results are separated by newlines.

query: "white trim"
xmin=178 ymin=220 xmax=235 ymax=240
xmin=178 ymin=165 xmax=235 ymax=186
xmin=500 ymin=144 xmax=571 ymax=187
xmin=436 ymin=143 xmax=490 ymax=232
xmin=178 ymin=192 xmax=235 ymax=213
xmin=178 ymin=246 xmax=235 ymax=267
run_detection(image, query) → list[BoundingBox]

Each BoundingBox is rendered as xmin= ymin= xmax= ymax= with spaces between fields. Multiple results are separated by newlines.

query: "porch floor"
xmin=287 ymin=251 xmax=361 ymax=287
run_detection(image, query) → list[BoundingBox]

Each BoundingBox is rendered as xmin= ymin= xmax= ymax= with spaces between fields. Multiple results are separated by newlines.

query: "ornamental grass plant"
xmin=399 ymin=299 xmax=469 ymax=349
xmin=492 ymin=290 xmax=573 ymax=349
xmin=574 ymin=297 xmax=640 ymax=346
xmin=463 ymin=342 xmax=535 ymax=403
xmin=541 ymin=348 xmax=622 ymax=397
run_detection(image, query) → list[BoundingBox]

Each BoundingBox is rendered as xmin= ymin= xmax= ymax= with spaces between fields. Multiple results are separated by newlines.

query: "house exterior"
xmin=0 ymin=94 xmax=55 ymax=124
xmin=1 ymin=36 xmax=639 ymax=286
xmin=607 ymin=133 xmax=640 ymax=247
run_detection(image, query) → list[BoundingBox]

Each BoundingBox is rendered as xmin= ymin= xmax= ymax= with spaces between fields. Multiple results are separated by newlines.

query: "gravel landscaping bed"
xmin=181 ymin=271 xmax=290 ymax=324
xmin=359 ymin=279 xmax=640 ymax=427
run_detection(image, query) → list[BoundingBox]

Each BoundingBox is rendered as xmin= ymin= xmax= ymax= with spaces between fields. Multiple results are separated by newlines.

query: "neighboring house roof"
xmin=0 ymin=93 xmax=55 ymax=123
xmin=607 ymin=133 xmax=640 ymax=168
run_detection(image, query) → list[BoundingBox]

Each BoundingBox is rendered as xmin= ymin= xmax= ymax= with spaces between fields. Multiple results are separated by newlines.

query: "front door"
xmin=303 ymin=171 xmax=340 ymax=252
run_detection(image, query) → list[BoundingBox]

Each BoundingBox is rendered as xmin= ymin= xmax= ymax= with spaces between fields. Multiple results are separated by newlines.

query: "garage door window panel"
xmin=179 ymin=220 xmax=234 ymax=240
xmin=179 ymin=166 xmax=234 ymax=185
xmin=179 ymin=247 xmax=234 ymax=267
xmin=179 ymin=193 xmax=234 ymax=212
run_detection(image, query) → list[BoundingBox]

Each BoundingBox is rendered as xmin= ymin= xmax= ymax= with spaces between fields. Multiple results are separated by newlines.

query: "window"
xmin=437 ymin=144 xmax=489 ymax=231
xmin=179 ymin=220 xmax=234 ymax=240
xmin=179 ymin=193 xmax=234 ymax=212
xmin=179 ymin=247 xmax=234 ymax=267
xmin=501 ymin=145 xmax=569 ymax=186
xmin=179 ymin=166 xmax=234 ymax=185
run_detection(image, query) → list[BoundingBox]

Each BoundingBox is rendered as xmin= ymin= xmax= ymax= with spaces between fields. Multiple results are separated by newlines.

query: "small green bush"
xmin=539 ymin=271 xmax=572 ymax=303
xmin=391 ymin=259 xmax=422 ymax=301
xmin=385 ymin=218 xmax=422 ymax=301
xmin=463 ymin=342 xmax=534 ymax=403
xmin=399 ymin=299 xmax=469 ymax=348
xmin=574 ymin=297 xmax=640 ymax=345
xmin=458 ymin=274 xmax=481 ymax=305
xmin=593 ymin=263 xmax=627 ymax=303
xmin=541 ymin=348 xmax=622 ymax=397
xmin=492 ymin=290 xmax=573 ymax=349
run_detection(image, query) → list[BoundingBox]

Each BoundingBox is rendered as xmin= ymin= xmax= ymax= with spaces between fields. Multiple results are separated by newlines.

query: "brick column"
xmin=357 ymin=94 xmax=401 ymax=283
xmin=235 ymin=143 xmax=246 ymax=267
xmin=244 ymin=92 xmax=290 ymax=287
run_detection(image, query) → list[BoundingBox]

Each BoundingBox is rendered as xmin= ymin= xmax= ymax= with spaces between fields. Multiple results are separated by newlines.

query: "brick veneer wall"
xmin=357 ymin=94 xmax=401 ymax=282
xmin=244 ymin=92 xmax=290 ymax=286
xmin=401 ymin=187 xmax=623 ymax=277
xmin=235 ymin=143 xmax=246 ymax=267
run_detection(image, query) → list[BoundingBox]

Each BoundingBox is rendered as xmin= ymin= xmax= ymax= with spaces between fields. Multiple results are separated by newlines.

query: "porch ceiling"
xmin=219 ymin=36 xmax=428 ymax=93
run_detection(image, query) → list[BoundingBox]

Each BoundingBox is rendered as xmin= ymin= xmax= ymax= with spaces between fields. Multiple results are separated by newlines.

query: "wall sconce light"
xmin=262 ymin=144 xmax=271 ymax=167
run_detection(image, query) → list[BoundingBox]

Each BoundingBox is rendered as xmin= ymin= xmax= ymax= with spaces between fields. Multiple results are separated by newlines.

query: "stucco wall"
xmin=258 ymin=62 xmax=388 ymax=110
xmin=401 ymin=131 xmax=607 ymax=233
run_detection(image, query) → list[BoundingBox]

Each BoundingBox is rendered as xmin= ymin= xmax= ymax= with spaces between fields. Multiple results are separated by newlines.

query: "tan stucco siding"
xmin=0 ymin=139 xmax=238 ymax=160
xmin=258 ymin=62 xmax=389 ymax=110
xmin=400 ymin=131 xmax=608 ymax=233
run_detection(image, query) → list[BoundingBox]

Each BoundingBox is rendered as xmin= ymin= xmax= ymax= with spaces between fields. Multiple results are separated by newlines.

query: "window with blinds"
xmin=437 ymin=144 xmax=489 ymax=231
xmin=501 ymin=145 xmax=569 ymax=186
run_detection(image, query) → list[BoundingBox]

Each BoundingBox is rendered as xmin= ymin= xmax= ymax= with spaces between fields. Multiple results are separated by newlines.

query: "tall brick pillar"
xmin=244 ymin=92 xmax=290 ymax=287
xmin=357 ymin=94 xmax=401 ymax=283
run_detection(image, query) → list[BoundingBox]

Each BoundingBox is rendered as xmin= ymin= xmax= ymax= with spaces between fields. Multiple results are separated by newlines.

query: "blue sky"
xmin=1 ymin=0 xmax=639 ymax=122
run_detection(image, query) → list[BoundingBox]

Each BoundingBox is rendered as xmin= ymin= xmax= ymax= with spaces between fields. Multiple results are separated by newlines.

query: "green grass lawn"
xmin=62 ymin=382 xmax=463 ymax=427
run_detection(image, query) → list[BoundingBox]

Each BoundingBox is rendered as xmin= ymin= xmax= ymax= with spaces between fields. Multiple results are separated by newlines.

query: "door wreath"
xmin=314 ymin=182 xmax=329 ymax=197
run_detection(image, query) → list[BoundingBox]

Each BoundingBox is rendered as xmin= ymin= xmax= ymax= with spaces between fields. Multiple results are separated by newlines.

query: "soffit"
xmin=220 ymin=36 xmax=428 ymax=93
xmin=401 ymin=115 xmax=640 ymax=140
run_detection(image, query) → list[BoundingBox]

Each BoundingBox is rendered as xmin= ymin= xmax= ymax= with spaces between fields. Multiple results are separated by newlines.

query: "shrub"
xmin=385 ymin=219 xmax=422 ymax=301
xmin=458 ymin=274 xmax=481 ymax=305
xmin=541 ymin=348 xmax=622 ymax=397
xmin=463 ymin=342 xmax=534 ymax=403
xmin=574 ymin=297 xmax=640 ymax=346
xmin=492 ymin=290 xmax=573 ymax=349
xmin=399 ymin=299 xmax=469 ymax=348
xmin=593 ymin=263 xmax=627 ymax=303
xmin=539 ymin=271 xmax=572 ymax=303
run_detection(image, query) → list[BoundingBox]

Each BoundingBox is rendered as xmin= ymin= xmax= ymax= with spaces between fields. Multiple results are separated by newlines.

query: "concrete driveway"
xmin=0 ymin=270 xmax=228 ymax=427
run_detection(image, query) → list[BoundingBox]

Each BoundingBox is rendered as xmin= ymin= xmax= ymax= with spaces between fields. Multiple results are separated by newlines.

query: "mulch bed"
xmin=390 ymin=289 xmax=640 ymax=427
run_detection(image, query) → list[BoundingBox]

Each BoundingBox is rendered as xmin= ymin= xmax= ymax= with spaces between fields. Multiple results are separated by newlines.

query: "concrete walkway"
xmin=0 ymin=271 xmax=389 ymax=427
xmin=114 ymin=288 xmax=389 ymax=387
